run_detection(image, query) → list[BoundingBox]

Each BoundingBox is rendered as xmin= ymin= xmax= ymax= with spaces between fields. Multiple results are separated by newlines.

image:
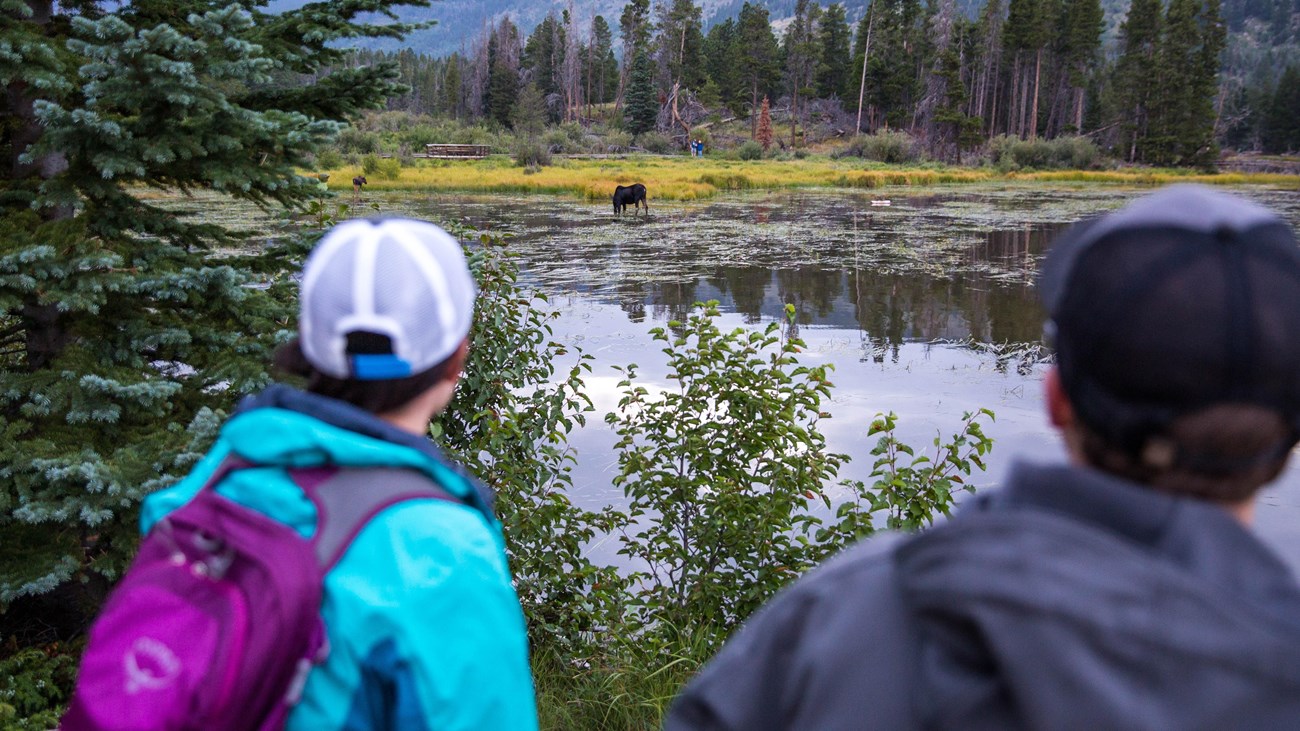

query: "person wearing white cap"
xmin=137 ymin=219 xmax=538 ymax=730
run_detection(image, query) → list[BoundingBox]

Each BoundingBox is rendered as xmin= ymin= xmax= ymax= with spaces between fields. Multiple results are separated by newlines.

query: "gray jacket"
xmin=665 ymin=462 xmax=1300 ymax=730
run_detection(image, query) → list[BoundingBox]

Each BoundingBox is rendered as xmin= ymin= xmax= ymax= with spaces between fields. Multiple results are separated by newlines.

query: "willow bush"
xmin=603 ymin=302 xmax=994 ymax=648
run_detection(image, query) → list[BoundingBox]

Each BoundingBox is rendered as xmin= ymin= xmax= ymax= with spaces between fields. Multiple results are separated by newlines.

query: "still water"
xmin=368 ymin=184 xmax=1300 ymax=567
xmin=187 ymin=182 xmax=1300 ymax=564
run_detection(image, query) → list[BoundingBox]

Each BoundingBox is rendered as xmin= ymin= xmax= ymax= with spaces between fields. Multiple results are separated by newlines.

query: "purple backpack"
xmin=62 ymin=461 xmax=462 ymax=731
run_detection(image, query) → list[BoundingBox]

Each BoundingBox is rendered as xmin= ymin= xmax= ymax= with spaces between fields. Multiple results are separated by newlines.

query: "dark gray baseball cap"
xmin=1039 ymin=184 xmax=1300 ymax=458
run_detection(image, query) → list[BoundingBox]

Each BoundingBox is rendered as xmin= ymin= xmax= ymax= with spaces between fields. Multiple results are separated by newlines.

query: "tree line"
xmin=351 ymin=0 xmax=1300 ymax=163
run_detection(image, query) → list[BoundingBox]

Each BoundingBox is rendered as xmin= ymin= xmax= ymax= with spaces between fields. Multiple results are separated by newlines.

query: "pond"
xmin=186 ymin=182 xmax=1300 ymax=566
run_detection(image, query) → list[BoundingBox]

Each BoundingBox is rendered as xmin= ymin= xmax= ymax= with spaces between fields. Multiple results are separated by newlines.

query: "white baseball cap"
xmin=299 ymin=218 xmax=476 ymax=380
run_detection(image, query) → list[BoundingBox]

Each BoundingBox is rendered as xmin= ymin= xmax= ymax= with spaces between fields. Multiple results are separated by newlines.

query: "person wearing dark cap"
xmin=134 ymin=219 xmax=538 ymax=729
xmin=664 ymin=185 xmax=1300 ymax=731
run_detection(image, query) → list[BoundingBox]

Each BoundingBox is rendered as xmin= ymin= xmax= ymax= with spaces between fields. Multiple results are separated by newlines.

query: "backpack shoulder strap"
xmin=300 ymin=467 xmax=468 ymax=571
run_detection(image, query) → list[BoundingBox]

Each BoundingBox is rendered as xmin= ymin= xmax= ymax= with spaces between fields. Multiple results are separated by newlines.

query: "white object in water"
xmin=871 ymin=200 xmax=892 ymax=207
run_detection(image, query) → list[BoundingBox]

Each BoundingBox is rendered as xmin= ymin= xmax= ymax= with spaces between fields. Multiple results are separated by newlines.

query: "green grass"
xmin=532 ymin=628 xmax=719 ymax=731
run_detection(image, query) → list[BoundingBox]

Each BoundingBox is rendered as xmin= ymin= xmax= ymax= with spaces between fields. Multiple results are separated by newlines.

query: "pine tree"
xmin=444 ymin=54 xmax=464 ymax=118
xmin=704 ymin=18 xmax=742 ymax=115
xmin=486 ymin=21 xmax=522 ymax=128
xmin=512 ymin=82 xmax=548 ymax=136
xmin=1055 ymin=0 xmax=1104 ymax=134
xmin=783 ymin=0 xmax=821 ymax=146
xmin=618 ymin=0 xmax=652 ymax=109
xmin=523 ymin=14 xmax=565 ymax=98
xmin=657 ymin=0 xmax=706 ymax=91
xmin=0 ymin=0 xmax=421 ymax=615
xmin=588 ymin=15 xmax=617 ymax=105
xmin=861 ymin=0 xmax=928 ymax=131
xmin=816 ymin=3 xmax=853 ymax=101
xmin=1146 ymin=0 xmax=1225 ymax=165
xmin=624 ymin=49 xmax=659 ymax=134
xmin=736 ymin=2 xmax=781 ymax=137
xmin=1261 ymin=65 xmax=1300 ymax=152
xmin=1113 ymin=0 xmax=1163 ymax=160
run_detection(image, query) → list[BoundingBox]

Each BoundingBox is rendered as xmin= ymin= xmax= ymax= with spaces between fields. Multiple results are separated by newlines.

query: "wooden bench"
xmin=424 ymin=144 xmax=490 ymax=159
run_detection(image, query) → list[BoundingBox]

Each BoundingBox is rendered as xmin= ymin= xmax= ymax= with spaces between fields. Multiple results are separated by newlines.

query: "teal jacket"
xmin=141 ymin=385 xmax=539 ymax=731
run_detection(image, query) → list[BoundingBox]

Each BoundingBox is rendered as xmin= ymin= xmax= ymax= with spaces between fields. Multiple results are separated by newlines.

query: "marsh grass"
xmin=532 ymin=626 xmax=716 ymax=731
xmin=319 ymin=156 xmax=1300 ymax=201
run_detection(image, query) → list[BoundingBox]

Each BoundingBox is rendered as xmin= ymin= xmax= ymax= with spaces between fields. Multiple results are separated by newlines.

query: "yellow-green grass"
xmin=321 ymin=156 xmax=1300 ymax=201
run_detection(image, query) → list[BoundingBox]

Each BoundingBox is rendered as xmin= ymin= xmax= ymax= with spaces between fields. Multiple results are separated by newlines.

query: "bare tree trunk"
xmin=1073 ymin=86 xmax=1085 ymax=133
xmin=1018 ymin=60 xmax=1030 ymax=138
xmin=585 ymin=24 xmax=593 ymax=120
xmin=855 ymin=2 xmax=875 ymax=134
xmin=791 ymin=88 xmax=799 ymax=146
xmin=1028 ymin=47 xmax=1042 ymax=139
xmin=670 ymin=81 xmax=691 ymax=145
xmin=1007 ymin=54 xmax=1021 ymax=138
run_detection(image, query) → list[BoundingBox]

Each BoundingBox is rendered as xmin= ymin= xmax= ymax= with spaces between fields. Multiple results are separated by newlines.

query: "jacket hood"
xmin=228 ymin=384 xmax=493 ymax=513
xmin=896 ymin=462 xmax=1300 ymax=730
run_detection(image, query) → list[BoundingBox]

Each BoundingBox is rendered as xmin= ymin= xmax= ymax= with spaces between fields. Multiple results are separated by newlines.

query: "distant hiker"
xmin=666 ymin=186 xmax=1300 ymax=730
xmin=63 ymin=219 xmax=539 ymax=730
xmin=613 ymin=183 xmax=648 ymax=216
xmin=352 ymin=175 xmax=367 ymax=195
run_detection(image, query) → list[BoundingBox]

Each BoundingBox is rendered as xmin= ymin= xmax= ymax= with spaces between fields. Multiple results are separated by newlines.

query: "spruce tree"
xmin=736 ymin=2 xmax=780 ymax=137
xmin=523 ymin=14 xmax=565 ymax=98
xmin=589 ymin=16 xmax=617 ymax=105
xmin=618 ymin=0 xmax=652 ymax=108
xmin=1056 ymin=0 xmax=1104 ymax=134
xmin=624 ymin=49 xmax=659 ymax=134
xmin=1112 ymin=0 xmax=1163 ymax=160
xmin=1147 ymin=0 xmax=1224 ymax=165
xmin=816 ymin=3 xmax=853 ymax=101
xmin=1262 ymin=65 xmax=1300 ymax=152
xmin=704 ymin=18 xmax=742 ymax=115
xmin=783 ymin=0 xmax=821 ymax=146
xmin=0 ymin=0 xmax=422 ymax=618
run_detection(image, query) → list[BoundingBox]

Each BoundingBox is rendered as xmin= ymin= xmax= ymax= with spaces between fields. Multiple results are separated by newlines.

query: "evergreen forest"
xmin=347 ymin=0 xmax=1300 ymax=163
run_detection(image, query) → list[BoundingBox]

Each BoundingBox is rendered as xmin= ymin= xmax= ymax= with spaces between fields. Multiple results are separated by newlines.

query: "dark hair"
xmin=273 ymin=335 xmax=456 ymax=414
xmin=1078 ymin=404 xmax=1297 ymax=504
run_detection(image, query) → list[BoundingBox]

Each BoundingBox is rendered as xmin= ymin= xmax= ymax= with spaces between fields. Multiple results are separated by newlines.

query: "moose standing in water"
xmin=352 ymin=175 xmax=368 ymax=197
xmin=613 ymin=183 xmax=648 ymax=217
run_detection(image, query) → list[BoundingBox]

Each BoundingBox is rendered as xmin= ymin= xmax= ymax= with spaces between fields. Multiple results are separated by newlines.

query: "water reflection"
xmin=408 ymin=189 xmax=1103 ymax=350
xmin=393 ymin=187 xmax=1300 ymax=569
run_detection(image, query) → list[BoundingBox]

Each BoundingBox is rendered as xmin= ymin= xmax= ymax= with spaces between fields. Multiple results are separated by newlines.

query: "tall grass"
xmin=318 ymin=156 xmax=1300 ymax=201
xmin=532 ymin=625 xmax=717 ymax=731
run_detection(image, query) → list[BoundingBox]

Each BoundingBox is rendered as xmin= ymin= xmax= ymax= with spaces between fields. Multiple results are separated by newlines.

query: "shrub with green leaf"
xmin=361 ymin=154 xmax=402 ymax=179
xmin=606 ymin=303 xmax=843 ymax=635
xmin=986 ymin=134 xmax=1100 ymax=170
xmin=836 ymin=131 xmax=922 ymax=164
xmin=512 ymin=140 xmax=553 ymax=168
xmin=433 ymin=228 xmax=622 ymax=656
xmin=605 ymin=302 xmax=994 ymax=644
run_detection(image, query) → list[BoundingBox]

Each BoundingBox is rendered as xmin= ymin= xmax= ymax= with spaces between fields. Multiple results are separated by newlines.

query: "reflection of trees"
xmin=707 ymin=266 xmax=773 ymax=324
xmin=776 ymin=267 xmax=843 ymax=323
xmin=959 ymin=224 xmax=1059 ymax=344
xmin=616 ymin=279 xmax=648 ymax=323
xmin=649 ymin=280 xmax=700 ymax=326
